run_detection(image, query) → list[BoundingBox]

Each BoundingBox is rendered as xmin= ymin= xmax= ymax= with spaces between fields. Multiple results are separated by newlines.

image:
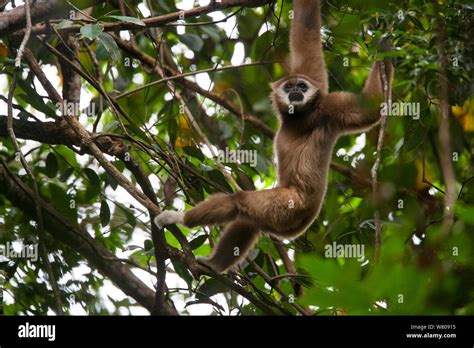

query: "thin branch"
xmin=13 ymin=0 xmax=31 ymax=68
xmin=124 ymin=25 xmax=243 ymax=192
xmin=115 ymin=61 xmax=273 ymax=100
xmin=249 ymin=261 xmax=311 ymax=316
xmin=436 ymin=14 xmax=457 ymax=237
xmin=370 ymin=60 xmax=390 ymax=263
xmin=271 ymin=238 xmax=302 ymax=296
xmin=166 ymin=247 xmax=278 ymax=314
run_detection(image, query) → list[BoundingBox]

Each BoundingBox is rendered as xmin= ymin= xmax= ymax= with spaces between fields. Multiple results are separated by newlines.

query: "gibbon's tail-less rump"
xmin=155 ymin=0 xmax=394 ymax=273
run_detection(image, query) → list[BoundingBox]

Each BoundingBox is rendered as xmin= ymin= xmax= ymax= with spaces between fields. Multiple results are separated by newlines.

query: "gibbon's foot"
xmin=154 ymin=211 xmax=184 ymax=228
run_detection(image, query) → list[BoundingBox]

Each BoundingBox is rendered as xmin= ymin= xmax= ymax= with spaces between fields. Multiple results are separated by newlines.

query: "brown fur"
xmin=155 ymin=0 xmax=394 ymax=273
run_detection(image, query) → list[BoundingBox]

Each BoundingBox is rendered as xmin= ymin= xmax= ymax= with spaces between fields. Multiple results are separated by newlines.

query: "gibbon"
xmin=155 ymin=0 xmax=393 ymax=273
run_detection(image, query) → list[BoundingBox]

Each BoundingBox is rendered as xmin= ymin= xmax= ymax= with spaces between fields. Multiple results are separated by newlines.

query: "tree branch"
xmin=0 ymin=0 xmax=106 ymax=36
xmin=436 ymin=15 xmax=457 ymax=237
xmin=370 ymin=60 xmax=391 ymax=263
xmin=6 ymin=0 xmax=273 ymax=36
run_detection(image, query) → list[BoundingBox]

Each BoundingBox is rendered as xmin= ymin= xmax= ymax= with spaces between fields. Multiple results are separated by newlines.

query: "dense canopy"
xmin=0 ymin=0 xmax=473 ymax=316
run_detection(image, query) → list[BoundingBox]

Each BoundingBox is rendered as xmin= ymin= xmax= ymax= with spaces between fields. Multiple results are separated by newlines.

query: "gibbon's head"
xmin=271 ymin=75 xmax=322 ymax=116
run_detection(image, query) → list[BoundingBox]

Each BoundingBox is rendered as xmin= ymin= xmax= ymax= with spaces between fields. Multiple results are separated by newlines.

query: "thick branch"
xmin=7 ymin=0 xmax=272 ymax=36
xmin=0 ymin=0 xmax=106 ymax=36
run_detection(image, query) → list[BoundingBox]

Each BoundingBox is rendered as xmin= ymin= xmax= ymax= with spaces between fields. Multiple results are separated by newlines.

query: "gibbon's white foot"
xmin=154 ymin=211 xmax=184 ymax=228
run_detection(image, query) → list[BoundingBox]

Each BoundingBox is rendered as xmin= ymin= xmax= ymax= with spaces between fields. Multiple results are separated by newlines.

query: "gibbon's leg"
xmin=199 ymin=219 xmax=260 ymax=273
xmin=290 ymin=0 xmax=328 ymax=93
xmin=200 ymin=188 xmax=305 ymax=272
xmin=234 ymin=187 xmax=306 ymax=235
xmin=156 ymin=187 xmax=303 ymax=230
xmin=154 ymin=192 xmax=239 ymax=229
xmin=183 ymin=192 xmax=238 ymax=227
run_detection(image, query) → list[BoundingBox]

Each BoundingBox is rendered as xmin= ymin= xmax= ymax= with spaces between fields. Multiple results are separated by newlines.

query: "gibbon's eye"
xmin=298 ymin=83 xmax=308 ymax=92
xmin=283 ymin=84 xmax=292 ymax=93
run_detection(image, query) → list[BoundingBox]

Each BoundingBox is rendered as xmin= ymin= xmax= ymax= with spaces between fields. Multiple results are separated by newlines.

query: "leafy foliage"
xmin=0 ymin=0 xmax=473 ymax=316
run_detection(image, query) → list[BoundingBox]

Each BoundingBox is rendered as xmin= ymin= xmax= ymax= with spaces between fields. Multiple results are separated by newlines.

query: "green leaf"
xmin=96 ymin=33 xmax=119 ymax=62
xmin=59 ymin=167 xmax=74 ymax=182
xmin=189 ymin=234 xmax=208 ymax=250
xmin=45 ymin=153 xmax=58 ymax=178
xmin=84 ymin=168 xmax=101 ymax=187
xmin=56 ymin=20 xmax=74 ymax=29
xmin=80 ymin=24 xmax=104 ymax=40
xmin=179 ymin=33 xmax=204 ymax=52
xmin=100 ymin=200 xmax=111 ymax=227
xmin=208 ymin=169 xmax=233 ymax=193
xmin=200 ymin=25 xmax=221 ymax=43
xmin=172 ymin=259 xmax=193 ymax=288
xmin=106 ymin=15 xmax=146 ymax=27
xmin=157 ymin=0 xmax=172 ymax=12
xmin=105 ymin=173 xmax=118 ymax=190
xmin=455 ymin=205 xmax=474 ymax=225
xmin=183 ymin=146 xmax=205 ymax=162
xmin=16 ymin=79 xmax=57 ymax=119
xmin=196 ymin=278 xmax=228 ymax=300
xmin=251 ymin=30 xmax=273 ymax=60
xmin=46 ymin=183 xmax=77 ymax=221
xmin=144 ymin=239 xmax=154 ymax=251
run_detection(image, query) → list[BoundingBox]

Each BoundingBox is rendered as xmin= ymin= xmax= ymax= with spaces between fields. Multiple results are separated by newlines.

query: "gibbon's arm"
xmin=321 ymin=61 xmax=394 ymax=134
xmin=290 ymin=0 xmax=328 ymax=94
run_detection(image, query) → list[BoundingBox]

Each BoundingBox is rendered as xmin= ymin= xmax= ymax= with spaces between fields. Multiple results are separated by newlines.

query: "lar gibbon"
xmin=155 ymin=0 xmax=394 ymax=273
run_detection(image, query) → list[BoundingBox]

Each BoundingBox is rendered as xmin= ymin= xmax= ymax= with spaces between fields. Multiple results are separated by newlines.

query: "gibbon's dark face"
xmin=272 ymin=76 xmax=320 ymax=115
xmin=283 ymin=80 xmax=308 ymax=102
